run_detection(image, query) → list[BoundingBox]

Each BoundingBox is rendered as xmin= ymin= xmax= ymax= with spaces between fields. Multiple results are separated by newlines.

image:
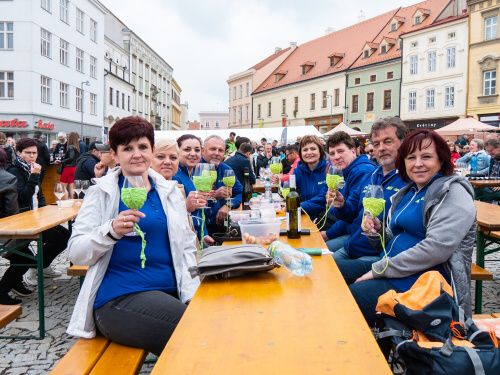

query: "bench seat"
xmin=471 ymin=263 xmax=493 ymax=281
xmin=0 ymin=304 xmax=22 ymax=329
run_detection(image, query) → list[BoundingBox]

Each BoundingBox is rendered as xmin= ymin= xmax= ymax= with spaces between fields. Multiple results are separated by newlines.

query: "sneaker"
xmin=0 ymin=294 xmax=22 ymax=305
xmin=23 ymin=268 xmax=38 ymax=287
xmin=11 ymin=284 xmax=34 ymax=297
xmin=43 ymin=265 xmax=62 ymax=278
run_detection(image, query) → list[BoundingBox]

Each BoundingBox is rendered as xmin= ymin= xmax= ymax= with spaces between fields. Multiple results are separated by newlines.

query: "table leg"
xmin=37 ymin=234 xmax=45 ymax=339
xmin=475 ymin=230 xmax=485 ymax=314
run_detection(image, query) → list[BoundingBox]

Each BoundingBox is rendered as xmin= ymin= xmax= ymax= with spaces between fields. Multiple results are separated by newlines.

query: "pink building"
xmin=198 ymin=111 xmax=229 ymax=129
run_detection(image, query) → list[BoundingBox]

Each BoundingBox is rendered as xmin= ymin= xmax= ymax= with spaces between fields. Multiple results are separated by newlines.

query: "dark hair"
xmin=299 ymin=135 xmax=326 ymax=161
xmin=235 ymin=136 xmax=250 ymax=149
xmin=370 ymin=116 xmax=407 ymax=141
xmin=396 ymin=129 xmax=454 ymax=182
xmin=0 ymin=147 xmax=7 ymax=168
xmin=67 ymin=132 xmax=80 ymax=153
xmin=326 ymin=131 xmax=356 ymax=150
xmin=177 ymin=133 xmax=202 ymax=149
xmin=239 ymin=142 xmax=253 ymax=154
xmin=261 ymin=138 xmax=267 ymax=142
xmin=34 ymin=131 xmax=43 ymax=139
xmin=286 ymin=144 xmax=299 ymax=153
xmin=109 ymin=116 xmax=154 ymax=152
xmin=16 ymin=138 xmax=38 ymax=153
xmin=485 ymin=138 xmax=500 ymax=148
xmin=229 ymin=132 xmax=236 ymax=137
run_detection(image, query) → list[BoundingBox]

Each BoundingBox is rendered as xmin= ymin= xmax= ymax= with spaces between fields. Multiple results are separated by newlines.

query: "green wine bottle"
xmin=286 ymin=175 xmax=300 ymax=239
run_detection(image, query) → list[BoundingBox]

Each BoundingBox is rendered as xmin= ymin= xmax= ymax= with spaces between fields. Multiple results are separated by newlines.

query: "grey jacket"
xmin=370 ymin=175 xmax=476 ymax=316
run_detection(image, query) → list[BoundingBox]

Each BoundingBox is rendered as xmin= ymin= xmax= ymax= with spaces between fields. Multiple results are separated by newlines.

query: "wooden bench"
xmin=50 ymin=336 xmax=146 ymax=375
xmin=67 ymin=265 xmax=89 ymax=287
xmin=471 ymin=263 xmax=493 ymax=281
xmin=0 ymin=305 xmax=22 ymax=330
xmin=473 ymin=312 xmax=500 ymax=319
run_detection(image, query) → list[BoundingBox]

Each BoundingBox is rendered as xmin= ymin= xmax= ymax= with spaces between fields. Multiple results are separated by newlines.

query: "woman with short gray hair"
xmin=457 ymin=138 xmax=491 ymax=175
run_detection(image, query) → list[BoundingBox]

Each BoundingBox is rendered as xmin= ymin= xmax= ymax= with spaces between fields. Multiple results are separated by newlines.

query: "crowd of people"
xmin=0 ymin=116 xmax=499 ymax=357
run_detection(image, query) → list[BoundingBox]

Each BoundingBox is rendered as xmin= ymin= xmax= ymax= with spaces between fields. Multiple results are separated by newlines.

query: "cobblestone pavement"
xmin=1 ymin=247 xmax=499 ymax=374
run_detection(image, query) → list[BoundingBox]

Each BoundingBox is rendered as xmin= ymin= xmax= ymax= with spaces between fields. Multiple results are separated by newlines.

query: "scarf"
xmin=15 ymin=155 xmax=31 ymax=176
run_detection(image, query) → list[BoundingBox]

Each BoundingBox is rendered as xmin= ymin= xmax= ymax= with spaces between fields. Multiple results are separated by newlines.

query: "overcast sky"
xmin=103 ymin=0 xmax=418 ymax=122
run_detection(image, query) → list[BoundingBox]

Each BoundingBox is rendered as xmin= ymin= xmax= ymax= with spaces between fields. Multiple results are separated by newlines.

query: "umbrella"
xmin=323 ymin=122 xmax=367 ymax=137
xmin=436 ymin=117 xmax=498 ymax=136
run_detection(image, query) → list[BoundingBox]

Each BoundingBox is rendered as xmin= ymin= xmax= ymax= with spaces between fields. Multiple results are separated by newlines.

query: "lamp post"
xmin=80 ymin=80 xmax=90 ymax=141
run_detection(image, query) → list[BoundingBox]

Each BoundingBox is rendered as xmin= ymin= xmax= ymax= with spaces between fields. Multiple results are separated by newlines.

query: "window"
xmin=215 ymin=121 xmax=220 ymax=128
xmin=40 ymin=28 xmax=51 ymax=58
xmin=109 ymin=87 xmax=113 ymax=105
xmin=76 ymin=8 xmax=84 ymax=34
xmin=294 ymin=96 xmax=298 ymax=112
xmin=59 ymin=82 xmax=68 ymax=108
xmin=90 ymin=93 xmax=97 ymax=115
xmin=351 ymin=95 xmax=358 ymax=113
xmin=445 ymin=86 xmax=455 ymax=108
xmin=59 ymin=39 xmax=68 ymax=66
xmin=391 ymin=23 xmax=397 ymax=32
xmin=483 ymin=70 xmax=496 ymax=96
xmin=76 ymin=88 xmax=83 ymax=111
xmin=122 ymin=93 xmax=125 ymax=109
xmin=334 ymin=88 xmax=339 ymax=106
xmin=246 ymin=82 xmax=249 ymax=97
xmin=205 ymin=121 xmax=210 ymax=129
xmin=448 ymin=32 xmax=455 ymax=39
xmin=90 ymin=19 xmax=97 ymax=42
xmin=128 ymin=96 xmax=130 ymax=111
xmin=233 ymin=86 xmax=236 ymax=100
xmin=257 ymin=103 xmax=261 ymax=118
xmin=363 ymin=50 xmax=370 ymax=58
xmin=60 ymin=0 xmax=69 ymax=23
xmin=427 ymin=51 xmax=436 ymax=72
xmin=414 ymin=15 xmax=421 ymax=25
xmin=322 ymin=91 xmax=327 ymax=108
xmin=282 ymin=98 xmax=286 ymax=114
xmin=370 ymin=74 xmax=376 ymax=82
xmin=426 ymin=88 xmax=435 ymax=109
xmin=410 ymin=55 xmax=418 ymax=75
xmin=411 ymin=41 xmax=418 ymax=48
xmin=116 ymin=90 xmax=119 ymax=108
xmin=239 ymin=85 xmax=242 ymax=99
xmin=267 ymin=102 xmax=271 ymax=117
xmin=381 ymin=44 xmax=387 ymax=54
xmin=387 ymin=71 xmax=394 ymax=80
xmin=0 ymin=72 xmax=14 ymax=99
xmin=366 ymin=92 xmax=374 ymax=111
xmin=429 ymin=36 xmax=436 ymax=43
xmin=238 ymin=107 xmax=242 ymax=123
xmin=485 ymin=16 xmax=498 ymax=41
xmin=90 ymin=56 xmax=97 ymax=78
xmin=76 ymin=48 xmax=84 ymax=73
xmin=354 ymin=77 xmax=360 ymax=85
xmin=40 ymin=75 xmax=51 ymax=104
xmin=383 ymin=90 xmax=391 ymax=110
xmin=310 ymin=93 xmax=315 ymax=110
xmin=0 ymin=22 xmax=14 ymax=50
xmin=41 ymin=0 xmax=51 ymax=12
xmin=246 ymin=105 xmax=249 ymax=121
xmin=446 ymin=47 xmax=456 ymax=68
xmin=408 ymin=91 xmax=416 ymax=111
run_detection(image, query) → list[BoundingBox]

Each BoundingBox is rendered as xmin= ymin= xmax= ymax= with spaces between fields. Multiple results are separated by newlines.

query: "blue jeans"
xmin=326 ymin=234 xmax=349 ymax=252
xmin=333 ymin=247 xmax=381 ymax=264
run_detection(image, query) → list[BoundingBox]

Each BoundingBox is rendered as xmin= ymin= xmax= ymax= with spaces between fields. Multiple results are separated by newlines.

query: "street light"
xmin=80 ymin=81 xmax=90 ymax=141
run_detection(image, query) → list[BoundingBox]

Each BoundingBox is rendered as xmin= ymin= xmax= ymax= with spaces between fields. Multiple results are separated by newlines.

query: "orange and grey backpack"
xmin=375 ymin=271 xmax=500 ymax=375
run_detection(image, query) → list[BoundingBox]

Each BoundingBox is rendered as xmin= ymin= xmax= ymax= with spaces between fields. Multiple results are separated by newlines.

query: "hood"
xmin=297 ymin=158 xmax=326 ymax=175
xmin=343 ymin=154 xmax=375 ymax=177
xmin=424 ymin=175 xmax=474 ymax=209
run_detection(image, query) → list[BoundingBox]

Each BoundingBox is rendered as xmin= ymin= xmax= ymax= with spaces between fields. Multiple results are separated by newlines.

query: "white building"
xmin=400 ymin=13 xmax=469 ymax=130
xmin=199 ymin=111 xmax=229 ymax=130
xmin=0 ymin=0 xmax=106 ymax=142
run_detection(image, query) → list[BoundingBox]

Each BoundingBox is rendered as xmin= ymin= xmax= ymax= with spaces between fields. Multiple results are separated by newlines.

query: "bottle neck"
xmin=290 ymin=175 xmax=296 ymax=189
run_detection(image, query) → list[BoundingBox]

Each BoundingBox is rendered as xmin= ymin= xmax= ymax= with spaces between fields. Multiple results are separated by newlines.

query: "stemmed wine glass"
xmin=208 ymin=163 xmax=218 ymax=202
xmin=74 ymin=180 xmax=82 ymax=199
xmin=361 ymin=185 xmax=385 ymax=236
xmin=81 ymin=180 xmax=90 ymax=198
xmin=281 ymin=180 xmax=290 ymax=199
xmin=222 ymin=169 xmax=236 ymax=208
xmin=326 ymin=165 xmax=344 ymax=192
xmin=54 ymin=183 xmax=65 ymax=208
xmin=269 ymin=157 xmax=282 ymax=187
xmin=193 ymin=163 xmax=212 ymax=208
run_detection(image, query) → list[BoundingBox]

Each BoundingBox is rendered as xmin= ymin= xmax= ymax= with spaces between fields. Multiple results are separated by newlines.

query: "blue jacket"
xmin=457 ymin=150 xmax=491 ymax=175
xmin=325 ymin=155 xmax=376 ymax=239
xmin=342 ymin=167 xmax=406 ymax=258
xmin=225 ymin=151 xmax=256 ymax=186
xmin=293 ymin=158 xmax=327 ymax=221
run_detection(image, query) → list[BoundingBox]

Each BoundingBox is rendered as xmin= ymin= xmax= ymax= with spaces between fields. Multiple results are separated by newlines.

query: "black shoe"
xmin=0 ymin=294 xmax=22 ymax=305
xmin=11 ymin=284 xmax=34 ymax=297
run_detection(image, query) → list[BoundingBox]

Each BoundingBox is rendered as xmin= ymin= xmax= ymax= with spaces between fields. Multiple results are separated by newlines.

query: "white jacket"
xmin=66 ymin=167 xmax=200 ymax=338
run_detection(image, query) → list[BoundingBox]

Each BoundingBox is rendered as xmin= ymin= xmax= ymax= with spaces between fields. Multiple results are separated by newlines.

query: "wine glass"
xmin=361 ymin=185 xmax=385 ymax=236
xmin=74 ymin=180 xmax=82 ymax=199
xmin=259 ymin=167 xmax=266 ymax=182
xmin=81 ymin=180 xmax=90 ymax=198
xmin=326 ymin=165 xmax=344 ymax=191
xmin=269 ymin=157 xmax=282 ymax=187
xmin=54 ymin=183 xmax=65 ymax=208
xmin=281 ymin=180 xmax=290 ymax=199
xmin=223 ymin=169 xmax=236 ymax=208
xmin=208 ymin=163 xmax=218 ymax=202
xmin=193 ymin=163 xmax=212 ymax=208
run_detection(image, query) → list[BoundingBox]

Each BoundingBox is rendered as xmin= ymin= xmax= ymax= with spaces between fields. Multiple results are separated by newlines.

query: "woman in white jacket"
xmin=66 ymin=116 xmax=199 ymax=355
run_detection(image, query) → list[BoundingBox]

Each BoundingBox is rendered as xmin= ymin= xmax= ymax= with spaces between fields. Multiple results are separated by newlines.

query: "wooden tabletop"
xmin=253 ymin=180 xmax=265 ymax=193
xmin=152 ymin=216 xmax=391 ymax=375
xmin=0 ymin=204 xmax=80 ymax=237
xmin=469 ymin=179 xmax=500 ymax=188
xmin=474 ymin=200 xmax=500 ymax=231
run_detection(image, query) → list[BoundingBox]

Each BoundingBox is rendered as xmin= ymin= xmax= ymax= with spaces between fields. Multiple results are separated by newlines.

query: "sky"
xmin=103 ymin=0 xmax=418 ymax=122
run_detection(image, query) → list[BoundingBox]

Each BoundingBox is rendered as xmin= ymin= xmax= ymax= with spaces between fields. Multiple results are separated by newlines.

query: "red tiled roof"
xmin=400 ymin=13 xmax=468 ymax=36
xmin=365 ymin=42 xmax=380 ymax=49
xmin=415 ymin=7 xmax=431 ymax=16
xmin=301 ymin=61 xmax=315 ymax=66
xmin=328 ymin=52 xmax=345 ymax=58
xmin=393 ymin=15 xmax=406 ymax=23
xmin=250 ymin=47 xmax=292 ymax=71
xmin=253 ymin=8 xmax=399 ymax=94
xmin=382 ymin=37 xmax=397 ymax=44
xmin=350 ymin=0 xmax=451 ymax=69
xmin=274 ymin=70 xmax=287 ymax=75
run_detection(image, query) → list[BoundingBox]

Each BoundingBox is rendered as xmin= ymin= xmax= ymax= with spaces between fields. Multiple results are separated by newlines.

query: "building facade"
xmin=467 ymin=0 xmax=500 ymax=126
xmin=0 ymin=0 xmax=106 ymax=143
xmin=199 ymin=111 xmax=229 ymax=130
xmin=171 ymin=78 xmax=182 ymax=130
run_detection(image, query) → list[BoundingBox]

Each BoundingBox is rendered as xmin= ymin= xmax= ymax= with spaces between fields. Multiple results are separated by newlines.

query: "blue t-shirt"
xmin=94 ymin=176 xmax=176 ymax=309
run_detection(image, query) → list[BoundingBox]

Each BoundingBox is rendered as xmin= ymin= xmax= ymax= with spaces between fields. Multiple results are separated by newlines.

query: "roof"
xmin=350 ymin=0 xmax=451 ymax=70
xmin=250 ymin=47 xmax=292 ymax=71
xmin=253 ymin=8 xmax=399 ymax=94
xmin=400 ymin=13 xmax=468 ymax=37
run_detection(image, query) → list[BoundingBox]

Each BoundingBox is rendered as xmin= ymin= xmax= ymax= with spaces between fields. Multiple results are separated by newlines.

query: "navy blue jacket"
xmin=293 ymin=158 xmax=327 ymax=221
xmin=225 ymin=151 xmax=256 ymax=186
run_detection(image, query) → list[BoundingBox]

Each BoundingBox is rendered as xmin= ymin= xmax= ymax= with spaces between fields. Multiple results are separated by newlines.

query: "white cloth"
xmin=66 ymin=167 xmax=200 ymax=338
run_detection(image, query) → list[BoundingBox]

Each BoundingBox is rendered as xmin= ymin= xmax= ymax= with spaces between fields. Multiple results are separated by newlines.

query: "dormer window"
xmin=379 ymin=38 xmax=396 ymax=55
xmin=274 ymin=70 xmax=287 ymax=83
xmin=389 ymin=16 xmax=405 ymax=32
xmin=391 ymin=23 xmax=397 ymax=32
xmin=381 ymin=45 xmax=387 ymax=54
xmin=415 ymin=15 xmax=421 ymax=25
xmin=300 ymin=61 xmax=315 ymax=75
xmin=364 ymin=50 xmax=370 ymax=58
xmin=362 ymin=42 xmax=378 ymax=59
xmin=413 ymin=8 xmax=430 ymax=25
xmin=328 ymin=52 xmax=344 ymax=67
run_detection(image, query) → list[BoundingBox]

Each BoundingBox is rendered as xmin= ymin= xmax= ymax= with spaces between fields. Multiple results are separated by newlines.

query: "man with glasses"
xmin=365 ymin=143 xmax=376 ymax=163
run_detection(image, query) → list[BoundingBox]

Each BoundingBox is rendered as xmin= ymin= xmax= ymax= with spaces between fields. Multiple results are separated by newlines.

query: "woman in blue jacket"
xmin=293 ymin=135 xmax=328 ymax=222
xmin=456 ymin=138 xmax=491 ymax=175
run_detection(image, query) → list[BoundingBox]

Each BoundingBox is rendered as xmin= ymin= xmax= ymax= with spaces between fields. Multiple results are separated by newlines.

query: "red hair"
xmin=396 ymin=129 xmax=454 ymax=182
xmin=109 ymin=116 xmax=154 ymax=152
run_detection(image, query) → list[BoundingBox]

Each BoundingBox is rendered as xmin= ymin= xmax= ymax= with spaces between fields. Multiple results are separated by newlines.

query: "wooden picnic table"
xmin=253 ymin=179 xmax=265 ymax=193
xmin=469 ymin=179 xmax=500 ymax=189
xmin=152 ymin=215 xmax=391 ymax=374
xmin=0 ymin=204 xmax=80 ymax=339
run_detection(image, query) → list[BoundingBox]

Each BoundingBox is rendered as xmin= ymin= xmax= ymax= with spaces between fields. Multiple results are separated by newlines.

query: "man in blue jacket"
xmin=202 ymin=135 xmax=243 ymax=234
xmin=332 ymin=118 xmax=408 ymax=281
xmin=225 ymin=139 xmax=256 ymax=186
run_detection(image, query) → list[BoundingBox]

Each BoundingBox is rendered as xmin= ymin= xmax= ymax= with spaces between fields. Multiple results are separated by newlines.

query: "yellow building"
xmin=171 ymin=78 xmax=182 ymax=130
xmin=467 ymin=0 xmax=500 ymax=126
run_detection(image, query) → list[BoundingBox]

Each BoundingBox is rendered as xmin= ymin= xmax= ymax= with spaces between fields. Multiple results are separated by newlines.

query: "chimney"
xmin=290 ymin=41 xmax=297 ymax=48
xmin=275 ymin=47 xmax=282 ymax=53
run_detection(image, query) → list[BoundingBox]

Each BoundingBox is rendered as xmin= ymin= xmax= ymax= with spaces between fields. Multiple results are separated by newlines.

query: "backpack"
xmin=375 ymin=271 xmax=500 ymax=375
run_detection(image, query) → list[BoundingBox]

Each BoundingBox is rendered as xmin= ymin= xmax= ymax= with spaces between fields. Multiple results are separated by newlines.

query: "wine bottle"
xmin=286 ymin=174 xmax=300 ymax=239
xmin=242 ymin=167 xmax=253 ymax=210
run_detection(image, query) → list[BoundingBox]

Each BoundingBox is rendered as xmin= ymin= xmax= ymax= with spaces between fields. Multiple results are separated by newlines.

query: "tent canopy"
xmin=435 ymin=117 xmax=498 ymax=136
xmin=323 ymin=122 xmax=367 ymax=137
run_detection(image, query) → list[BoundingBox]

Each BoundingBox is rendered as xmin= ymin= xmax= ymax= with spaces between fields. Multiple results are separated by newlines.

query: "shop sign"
xmin=34 ymin=119 xmax=55 ymax=130
xmin=407 ymin=119 xmax=446 ymax=129
xmin=0 ymin=118 xmax=28 ymax=128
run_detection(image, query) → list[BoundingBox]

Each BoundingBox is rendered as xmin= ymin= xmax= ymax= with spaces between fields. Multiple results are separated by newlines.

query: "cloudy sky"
xmin=103 ymin=0 xmax=418 ymax=122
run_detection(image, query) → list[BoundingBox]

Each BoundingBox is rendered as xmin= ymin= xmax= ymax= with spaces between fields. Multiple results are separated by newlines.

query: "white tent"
xmin=436 ymin=117 xmax=498 ymax=136
xmin=155 ymin=125 xmax=322 ymax=144
xmin=322 ymin=122 xmax=367 ymax=137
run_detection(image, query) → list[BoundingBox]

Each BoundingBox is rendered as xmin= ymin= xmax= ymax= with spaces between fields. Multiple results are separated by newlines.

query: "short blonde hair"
xmin=155 ymin=138 xmax=179 ymax=154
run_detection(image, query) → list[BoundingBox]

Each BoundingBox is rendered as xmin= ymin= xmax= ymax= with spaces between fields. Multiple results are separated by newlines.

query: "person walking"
xmin=60 ymin=132 xmax=80 ymax=199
